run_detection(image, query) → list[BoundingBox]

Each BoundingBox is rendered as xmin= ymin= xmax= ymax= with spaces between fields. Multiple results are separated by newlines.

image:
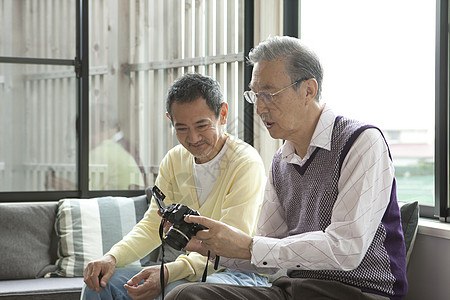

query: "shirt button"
xmin=263 ymin=261 xmax=267 ymax=265
xmin=296 ymin=265 xmax=300 ymax=268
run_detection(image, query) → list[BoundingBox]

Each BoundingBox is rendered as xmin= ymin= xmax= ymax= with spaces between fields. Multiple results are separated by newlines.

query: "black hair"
xmin=166 ymin=73 xmax=224 ymax=120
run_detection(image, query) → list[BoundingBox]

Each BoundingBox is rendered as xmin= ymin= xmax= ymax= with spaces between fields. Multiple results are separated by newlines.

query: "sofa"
xmin=0 ymin=195 xmax=150 ymax=300
xmin=0 ymin=193 xmax=419 ymax=300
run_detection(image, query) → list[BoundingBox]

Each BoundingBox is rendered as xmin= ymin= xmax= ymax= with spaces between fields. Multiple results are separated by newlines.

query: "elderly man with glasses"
xmin=165 ymin=36 xmax=408 ymax=300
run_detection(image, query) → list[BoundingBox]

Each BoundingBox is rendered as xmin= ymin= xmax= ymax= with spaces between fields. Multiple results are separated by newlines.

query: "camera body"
xmin=147 ymin=185 xmax=207 ymax=251
xmin=162 ymin=203 xmax=207 ymax=250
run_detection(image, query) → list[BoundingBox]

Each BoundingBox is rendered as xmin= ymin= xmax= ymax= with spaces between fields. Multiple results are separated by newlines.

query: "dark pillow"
xmin=0 ymin=203 xmax=58 ymax=279
xmin=132 ymin=194 xmax=149 ymax=222
xmin=400 ymin=201 xmax=419 ymax=264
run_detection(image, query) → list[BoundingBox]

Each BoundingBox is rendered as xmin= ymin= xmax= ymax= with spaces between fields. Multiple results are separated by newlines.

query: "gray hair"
xmin=247 ymin=36 xmax=323 ymax=100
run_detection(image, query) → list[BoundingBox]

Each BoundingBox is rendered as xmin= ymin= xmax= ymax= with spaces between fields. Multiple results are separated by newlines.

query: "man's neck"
xmin=291 ymin=103 xmax=324 ymax=158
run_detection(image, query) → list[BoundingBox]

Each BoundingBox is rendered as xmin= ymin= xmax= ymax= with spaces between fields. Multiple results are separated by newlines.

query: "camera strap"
xmin=201 ymin=251 xmax=211 ymax=282
xmin=159 ymin=219 xmax=166 ymax=300
xmin=201 ymin=251 xmax=221 ymax=282
xmin=158 ymin=219 xmax=221 ymax=300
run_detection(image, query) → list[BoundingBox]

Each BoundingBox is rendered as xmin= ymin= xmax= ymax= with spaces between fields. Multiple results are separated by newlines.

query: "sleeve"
xmin=106 ymin=153 xmax=175 ymax=267
xmin=227 ymin=129 xmax=394 ymax=272
xmin=218 ymin=167 xmax=287 ymax=274
xmin=256 ymin=171 xmax=288 ymax=238
xmin=166 ymin=149 xmax=267 ymax=282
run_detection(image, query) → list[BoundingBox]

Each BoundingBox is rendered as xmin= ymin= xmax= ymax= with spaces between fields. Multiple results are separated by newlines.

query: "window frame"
xmin=433 ymin=0 xmax=449 ymax=221
xmin=283 ymin=0 xmax=449 ymax=221
xmin=0 ymin=0 xmax=143 ymax=202
xmin=0 ymin=0 xmax=449 ymax=223
xmin=245 ymin=0 xmax=450 ymax=222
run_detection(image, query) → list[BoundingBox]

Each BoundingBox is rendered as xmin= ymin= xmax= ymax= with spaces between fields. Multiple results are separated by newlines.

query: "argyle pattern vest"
xmin=271 ymin=116 xmax=407 ymax=299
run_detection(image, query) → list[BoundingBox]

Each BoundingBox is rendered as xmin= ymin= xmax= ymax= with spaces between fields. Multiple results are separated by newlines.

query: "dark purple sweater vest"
xmin=271 ymin=116 xmax=407 ymax=299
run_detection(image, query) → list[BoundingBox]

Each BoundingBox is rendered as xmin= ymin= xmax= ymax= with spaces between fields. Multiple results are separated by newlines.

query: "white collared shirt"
xmin=221 ymin=104 xmax=395 ymax=273
xmin=279 ymin=105 xmax=334 ymax=166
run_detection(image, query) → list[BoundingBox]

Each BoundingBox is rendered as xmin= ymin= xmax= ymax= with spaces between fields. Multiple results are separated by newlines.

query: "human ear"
xmin=219 ymin=103 xmax=229 ymax=125
xmin=304 ymin=78 xmax=318 ymax=104
xmin=165 ymin=112 xmax=172 ymax=122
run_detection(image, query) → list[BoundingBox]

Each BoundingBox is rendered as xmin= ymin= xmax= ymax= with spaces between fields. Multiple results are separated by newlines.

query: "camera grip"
xmin=192 ymin=223 xmax=208 ymax=235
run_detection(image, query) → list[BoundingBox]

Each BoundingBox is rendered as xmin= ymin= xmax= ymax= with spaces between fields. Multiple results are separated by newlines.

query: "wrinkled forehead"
xmin=249 ymin=59 xmax=290 ymax=91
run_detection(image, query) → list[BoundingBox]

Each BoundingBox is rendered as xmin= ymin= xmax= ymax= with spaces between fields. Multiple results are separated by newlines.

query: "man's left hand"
xmin=124 ymin=265 xmax=168 ymax=300
xmin=185 ymin=215 xmax=253 ymax=260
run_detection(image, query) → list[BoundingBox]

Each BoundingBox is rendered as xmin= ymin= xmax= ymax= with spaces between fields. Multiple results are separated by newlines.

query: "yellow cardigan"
xmin=107 ymin=135 xmax=266 ymax=283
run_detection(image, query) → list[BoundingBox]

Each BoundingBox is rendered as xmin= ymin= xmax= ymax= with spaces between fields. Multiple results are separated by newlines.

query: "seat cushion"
xmin=0 ymin=277 xmax=84 ymax=299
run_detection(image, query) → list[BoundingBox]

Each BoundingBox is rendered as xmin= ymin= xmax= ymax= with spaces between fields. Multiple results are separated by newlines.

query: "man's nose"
xmin=255 ymin=98 xmax=269 ymax=115
xmin=187 ymin=129 xmax=202 ymax=143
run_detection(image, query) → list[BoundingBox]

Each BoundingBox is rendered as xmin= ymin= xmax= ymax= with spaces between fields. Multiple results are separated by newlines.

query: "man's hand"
xmin=185 ymin=215 xmax=253 ymax=260
xmin=183 ymin=236 xmax=210 ymax=256
xmin=157 ymin=210 xmax=173 ymax=234
xmin=124 ymin=265 xmax=168 ymax=300
xmin=83 ymin=254 xmax=116 ymax=293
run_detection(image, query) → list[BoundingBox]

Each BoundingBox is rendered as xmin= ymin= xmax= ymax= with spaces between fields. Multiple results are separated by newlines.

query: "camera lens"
xmin=165 ymin=226 xmax=190 ymax=251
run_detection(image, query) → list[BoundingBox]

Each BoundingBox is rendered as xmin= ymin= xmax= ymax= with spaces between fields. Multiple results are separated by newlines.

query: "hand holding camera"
xmin=146 ymin=185 xmax=220 ymax=294
xmin=146 ymin=185 xmax=207 ymax=251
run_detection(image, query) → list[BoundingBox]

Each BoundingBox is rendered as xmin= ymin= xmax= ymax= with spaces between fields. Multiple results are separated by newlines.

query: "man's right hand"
xmin=83 ymin=254 xmax=116 ymax=292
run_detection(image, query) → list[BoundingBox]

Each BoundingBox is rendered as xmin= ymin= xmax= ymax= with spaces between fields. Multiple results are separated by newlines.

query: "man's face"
xmin=169 ymin=97 xmax=227 ymax=163
xmin=250 ymin=59 xmax=307 ymax=141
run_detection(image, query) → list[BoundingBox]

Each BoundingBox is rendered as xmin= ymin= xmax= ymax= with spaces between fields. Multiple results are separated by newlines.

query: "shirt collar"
xmin=310 ymin=104 xmax=335 ymax=151
xmin=280 ymin=104 xmax=336 ymax=165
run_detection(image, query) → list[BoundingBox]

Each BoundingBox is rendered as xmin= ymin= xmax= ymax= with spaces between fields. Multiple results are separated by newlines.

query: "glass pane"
xmin=301 ymin=0 xmax=436 ymax=205
xmin=88 ymin=0 xmax=244 ymax=190
xmin=0 ymin=0 xmax=76 ymax=59
xmin=0 ymin=63 xmax=77 ymax=191
xmin=88 ymin=101 xmax=146 ymax=190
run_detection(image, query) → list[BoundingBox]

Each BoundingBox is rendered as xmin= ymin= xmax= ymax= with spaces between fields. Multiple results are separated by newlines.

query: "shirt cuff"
xmin=165 ymin=260 xmax=191 ymax=283
xmin=251 ymin=235 xmax=281 ymax=268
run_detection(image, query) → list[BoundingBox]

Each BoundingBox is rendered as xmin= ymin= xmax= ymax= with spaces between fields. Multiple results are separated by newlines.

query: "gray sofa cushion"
xmin=133 ymin=194 xmax=148 ymax=221
xmin=0 ymin=195 xmax=148 ymax=281
xmin=400 ymin=200 xmax=419 ymax=264
xmin=0 ymin=202 xmax=58 ymax=280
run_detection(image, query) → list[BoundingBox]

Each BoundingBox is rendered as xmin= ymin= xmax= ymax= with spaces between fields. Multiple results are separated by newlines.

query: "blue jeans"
xmin=81 ymin=266 xmax=268 ymax=300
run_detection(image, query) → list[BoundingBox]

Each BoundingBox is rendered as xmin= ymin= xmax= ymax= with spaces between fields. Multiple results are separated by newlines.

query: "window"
xmin=1 ymin=0 xmax=448 ymax=222
xmin=0 ymin=0 xmax=245 ymax=199
xmin=86 ymin=0 xmax=245 ymax=191
xmin=299 ymin=0 xmax=447 ymax=219
xmin=249 ymin=0 xmax=448 ymax=220
xmin=0 ymin=1 xmax=77 ymax=193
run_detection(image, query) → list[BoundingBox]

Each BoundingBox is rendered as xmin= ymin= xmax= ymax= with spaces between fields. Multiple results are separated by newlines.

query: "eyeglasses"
xmin=243 ymin=78 xmax=308 ymax=104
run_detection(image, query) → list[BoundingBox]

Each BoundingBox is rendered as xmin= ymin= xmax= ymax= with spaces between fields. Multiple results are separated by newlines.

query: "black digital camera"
xmin=146 ymin=185 xmax=207 ymax=251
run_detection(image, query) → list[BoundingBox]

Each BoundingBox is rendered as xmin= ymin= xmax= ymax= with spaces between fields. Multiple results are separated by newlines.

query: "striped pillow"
xmin=53 ymin=197 xmax=141 ymax=277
